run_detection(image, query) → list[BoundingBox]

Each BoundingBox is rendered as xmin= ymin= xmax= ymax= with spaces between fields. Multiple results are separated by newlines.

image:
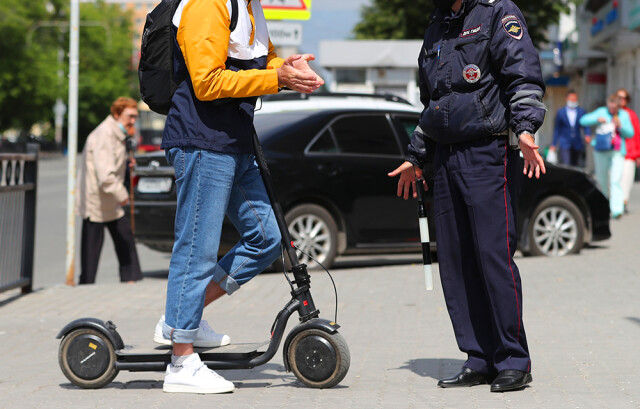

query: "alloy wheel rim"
xmin=289 ymin=214 xmax=332 ymax=266
xmin=532 ymin=205 xmax=578 ymax=256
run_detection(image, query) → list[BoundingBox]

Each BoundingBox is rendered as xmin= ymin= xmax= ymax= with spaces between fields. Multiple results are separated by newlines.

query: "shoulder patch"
xmin=501 ymin=14 xmax=523 ymax=40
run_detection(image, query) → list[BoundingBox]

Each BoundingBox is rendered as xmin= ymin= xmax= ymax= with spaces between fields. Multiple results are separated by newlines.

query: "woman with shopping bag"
xmin=579 ymin=94 xmax=634 ymax=219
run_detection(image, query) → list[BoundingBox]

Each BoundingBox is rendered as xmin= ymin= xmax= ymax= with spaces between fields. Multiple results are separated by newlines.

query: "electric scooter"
xmin=56 ymin=131 xmax=350 ymax=390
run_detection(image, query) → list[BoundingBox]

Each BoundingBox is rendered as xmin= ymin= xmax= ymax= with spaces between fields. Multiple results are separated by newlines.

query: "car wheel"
xmin=526 ymin=195 xmax=585 ymax=257
xmin=285 ymin=204 xmax=339 ymax=269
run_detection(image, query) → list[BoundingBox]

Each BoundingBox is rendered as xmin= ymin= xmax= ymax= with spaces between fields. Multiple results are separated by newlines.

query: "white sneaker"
xmin=163 ymin=353 xmax=235 ymax=394
xmin=153 ymin=315 xmax=231 ymax=347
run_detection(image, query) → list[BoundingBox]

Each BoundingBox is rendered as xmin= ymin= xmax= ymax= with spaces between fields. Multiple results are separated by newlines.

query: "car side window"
xmin=308 ymin=129 xmax=338 ymax=153
xmin=394 ymin=116 xmax=420 ymax=145
xmin=330 ymin=115 xmax=400 ymax=156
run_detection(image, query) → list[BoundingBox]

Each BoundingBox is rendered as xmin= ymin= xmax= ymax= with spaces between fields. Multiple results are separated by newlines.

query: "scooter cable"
xmin=279 ymin=246 xmax=295 ymax=292
xmin=290 ymin=243 xmax=339 ymax=324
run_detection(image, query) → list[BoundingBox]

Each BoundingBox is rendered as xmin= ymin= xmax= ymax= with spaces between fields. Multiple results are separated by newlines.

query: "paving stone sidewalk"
xmin=2 ymin=169 xmax=640 ymax=408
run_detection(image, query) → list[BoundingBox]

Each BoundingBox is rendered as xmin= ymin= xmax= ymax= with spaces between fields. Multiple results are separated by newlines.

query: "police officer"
xmin=389 ymin=0 xmax=546 ymax=392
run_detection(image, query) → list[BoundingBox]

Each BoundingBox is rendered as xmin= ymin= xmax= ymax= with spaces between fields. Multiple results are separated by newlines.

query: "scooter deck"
xmin=115 ymin=342 xmax=269 ymax=371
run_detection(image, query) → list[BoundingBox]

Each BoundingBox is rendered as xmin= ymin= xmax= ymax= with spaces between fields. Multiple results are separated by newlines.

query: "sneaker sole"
xmin=153 ymin=335 xmax=231 ymax=348
xmin=163 ymin=383 xmax=235 ymax=394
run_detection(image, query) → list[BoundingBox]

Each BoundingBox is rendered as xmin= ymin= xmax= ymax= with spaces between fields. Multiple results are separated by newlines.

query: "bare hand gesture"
xmin=277 ymin=54 xmax=324 ymax=94
xmin=387 ymin=161 xmax=428 ymax=200
xmin=291 ymin=54 xmax=324 ymax=85
xmin=518 ymin=133 xmax=546 ymax=179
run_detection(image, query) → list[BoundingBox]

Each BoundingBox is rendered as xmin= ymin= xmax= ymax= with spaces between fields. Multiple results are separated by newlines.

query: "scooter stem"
xmin=251 ymin=130 xmax=319 ymax=321
xmin=251 ymin=129 xmax=300 ymax=266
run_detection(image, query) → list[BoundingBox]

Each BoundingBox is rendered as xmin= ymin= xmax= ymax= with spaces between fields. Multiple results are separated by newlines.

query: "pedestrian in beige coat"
xmin=76 ymin=97 xmax=142 ymax=284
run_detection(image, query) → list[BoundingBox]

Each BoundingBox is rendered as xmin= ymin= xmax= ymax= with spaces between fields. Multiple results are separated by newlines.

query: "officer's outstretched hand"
xmin=518 ymin=133 xmax=546 ymax=179
xmin=277 ymin=54 xmax=324 ymax=94
xmin=388 ymin=161 xmax=428 ymax=200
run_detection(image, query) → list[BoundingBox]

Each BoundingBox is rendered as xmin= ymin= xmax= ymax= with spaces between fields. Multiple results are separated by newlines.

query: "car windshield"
xmin=254 ymin=111 xmax=312 ymax=138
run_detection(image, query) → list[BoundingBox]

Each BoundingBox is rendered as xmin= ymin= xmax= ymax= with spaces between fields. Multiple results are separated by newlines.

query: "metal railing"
xmin=0 ymin=144 xmax=38 ymax=294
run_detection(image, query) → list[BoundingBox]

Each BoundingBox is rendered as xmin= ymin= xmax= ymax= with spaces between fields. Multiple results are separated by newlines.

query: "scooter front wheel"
xmin=287 ymin=328 xmax=350 ymax=388
xmin=59 ymin=328 xmax=119 ymax=389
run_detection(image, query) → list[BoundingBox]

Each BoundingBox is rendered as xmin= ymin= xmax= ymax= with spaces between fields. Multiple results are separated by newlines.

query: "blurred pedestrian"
xmin=389 ymin=0 xmax=546 ymax=393
xmin=76 ymin=97 xmax=142 ymax=284
xmin=579 ymin=93 xmax=634 ymax=218
xmin=617 ymin=88 xmax=640 ymax=213
xmin=550 ymin=90 xmax=590 ymax=166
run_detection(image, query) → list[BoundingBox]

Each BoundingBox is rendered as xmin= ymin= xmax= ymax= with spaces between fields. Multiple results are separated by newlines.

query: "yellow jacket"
xmin=175 ymin=0 xmax=284 ymax=101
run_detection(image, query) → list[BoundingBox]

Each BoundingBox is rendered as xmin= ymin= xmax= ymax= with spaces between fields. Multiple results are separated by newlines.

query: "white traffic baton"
xmin=415 ymin=178 xmax=433 ymax=291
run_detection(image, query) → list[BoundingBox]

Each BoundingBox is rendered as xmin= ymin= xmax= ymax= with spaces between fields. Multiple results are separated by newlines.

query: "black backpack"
xmin=138 ymin=0 xmax=239 ymax=115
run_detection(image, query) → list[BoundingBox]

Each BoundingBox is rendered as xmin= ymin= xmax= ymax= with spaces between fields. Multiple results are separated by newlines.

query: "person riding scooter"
xmin=156 ymin=0 xmax=323 ymax=394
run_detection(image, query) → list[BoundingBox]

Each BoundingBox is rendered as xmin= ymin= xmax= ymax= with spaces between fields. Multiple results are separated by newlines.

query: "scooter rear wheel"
xmin=287 ymin=329 xmax=350 ymax=388
xmin=59 ymin=328 xmax=119 ymax=389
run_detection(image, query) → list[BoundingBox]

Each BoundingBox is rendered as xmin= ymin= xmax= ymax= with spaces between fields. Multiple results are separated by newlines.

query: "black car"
xmin=129 ymin=94 xmax=611 ymax=268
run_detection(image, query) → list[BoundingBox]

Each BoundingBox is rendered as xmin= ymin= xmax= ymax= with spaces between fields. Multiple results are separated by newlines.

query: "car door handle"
xmin=316 ymin=163 xmax=340 ymax=177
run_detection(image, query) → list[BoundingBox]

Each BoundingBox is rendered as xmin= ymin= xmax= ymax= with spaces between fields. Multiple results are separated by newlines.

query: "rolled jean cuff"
xmin=162 ymin=323 xmax=198 ymax=344
xmin=212 ymin=264 xmax=240 ymax=295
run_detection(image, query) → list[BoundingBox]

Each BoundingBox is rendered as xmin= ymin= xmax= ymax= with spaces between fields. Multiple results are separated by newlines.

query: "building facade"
xmin=319 ymin=40 xmax=423 ymax=106
xmin=563 ymin=0 xmax=640 ymax=111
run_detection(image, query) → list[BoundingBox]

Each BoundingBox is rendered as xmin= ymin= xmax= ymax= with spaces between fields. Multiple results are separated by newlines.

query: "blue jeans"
xmin=162 ymin=147 xmax=281 ymax=344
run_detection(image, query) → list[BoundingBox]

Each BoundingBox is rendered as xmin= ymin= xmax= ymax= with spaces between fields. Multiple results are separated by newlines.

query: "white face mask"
xmin=567 ymin=101 xmax=579 ymax=109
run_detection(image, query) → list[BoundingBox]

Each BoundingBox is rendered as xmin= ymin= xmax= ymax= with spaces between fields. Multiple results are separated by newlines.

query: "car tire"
xmin=526 ymin=195 xmax=585 ymax=257
xmin=283 ymin=204 xmax=339 ymax=270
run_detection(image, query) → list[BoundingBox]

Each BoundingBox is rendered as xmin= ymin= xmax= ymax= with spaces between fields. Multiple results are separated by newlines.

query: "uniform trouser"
xmin=433 ymin=136 xmax=530 ymax=375
xmin=80 ymin=216 xmax=142 ymax=284
xmin=593 ymin=150 xmax=624 ymax=217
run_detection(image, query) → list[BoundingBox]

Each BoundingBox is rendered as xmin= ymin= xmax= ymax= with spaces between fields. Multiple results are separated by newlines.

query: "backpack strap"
xmin=230 ymin=0 xmax=238 ymax=32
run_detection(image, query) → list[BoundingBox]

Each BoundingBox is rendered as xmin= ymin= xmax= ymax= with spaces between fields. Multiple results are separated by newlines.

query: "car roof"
xmin=255 ymin=93 xmax=422 ymax=115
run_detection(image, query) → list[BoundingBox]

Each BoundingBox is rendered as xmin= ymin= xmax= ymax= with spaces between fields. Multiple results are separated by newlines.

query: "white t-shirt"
xmin=566 ymin=107 xmax=577 ymax=128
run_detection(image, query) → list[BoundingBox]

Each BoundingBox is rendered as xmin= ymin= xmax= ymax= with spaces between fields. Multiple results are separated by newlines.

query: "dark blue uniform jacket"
xmin=408 ymin=0 xmax=546 ymax=167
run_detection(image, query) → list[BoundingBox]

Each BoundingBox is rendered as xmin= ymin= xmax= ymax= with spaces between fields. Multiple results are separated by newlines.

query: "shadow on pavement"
xmin=625 ymin=317 xmax=640 ymax=327
xmin=59 ymin=380 xmax=163 ymax=390
xmin=222 ymin=363 xmax=346 ymax=389
xmin=0 ymin=288 xmax=45 ymax=307
xmin=582 ymin=243 xmax=609 ymax=251
xmin=396 ymin=358 xmax=465 ymax=380
xmin=58 ymin=363 xmax=349 ymax=390
xmin=0 ymin=291 xmax=24 ymax=307
xmin=332 ymin=255 xmax=424 ymax=270
xmin=142 ymin=270 xmax=170 ymax=279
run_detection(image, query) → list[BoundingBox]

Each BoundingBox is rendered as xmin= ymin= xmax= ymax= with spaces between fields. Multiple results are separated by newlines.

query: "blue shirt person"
xmin=550 ymin=90 xmax=590 ymax=166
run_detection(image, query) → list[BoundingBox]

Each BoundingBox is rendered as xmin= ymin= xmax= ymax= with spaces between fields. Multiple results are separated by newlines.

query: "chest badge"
xmin=502 ymin=14 xmax=523 ymax=40
xmin=460 ymin=25 xmax=482 ymax=38
xmin=463 ymin=64 xmax=481 ymax=83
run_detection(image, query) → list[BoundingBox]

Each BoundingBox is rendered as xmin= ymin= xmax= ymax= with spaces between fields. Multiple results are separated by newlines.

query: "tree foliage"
xmin=0 ymin=0 xmax=63 ymax=133
xmin=0 ymin=0 xmax=136 ymax=149
xmin=354 ymin=0 xmax=573 ymax=46
xmin=75 ymin=2 xmax=137 ymax=147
